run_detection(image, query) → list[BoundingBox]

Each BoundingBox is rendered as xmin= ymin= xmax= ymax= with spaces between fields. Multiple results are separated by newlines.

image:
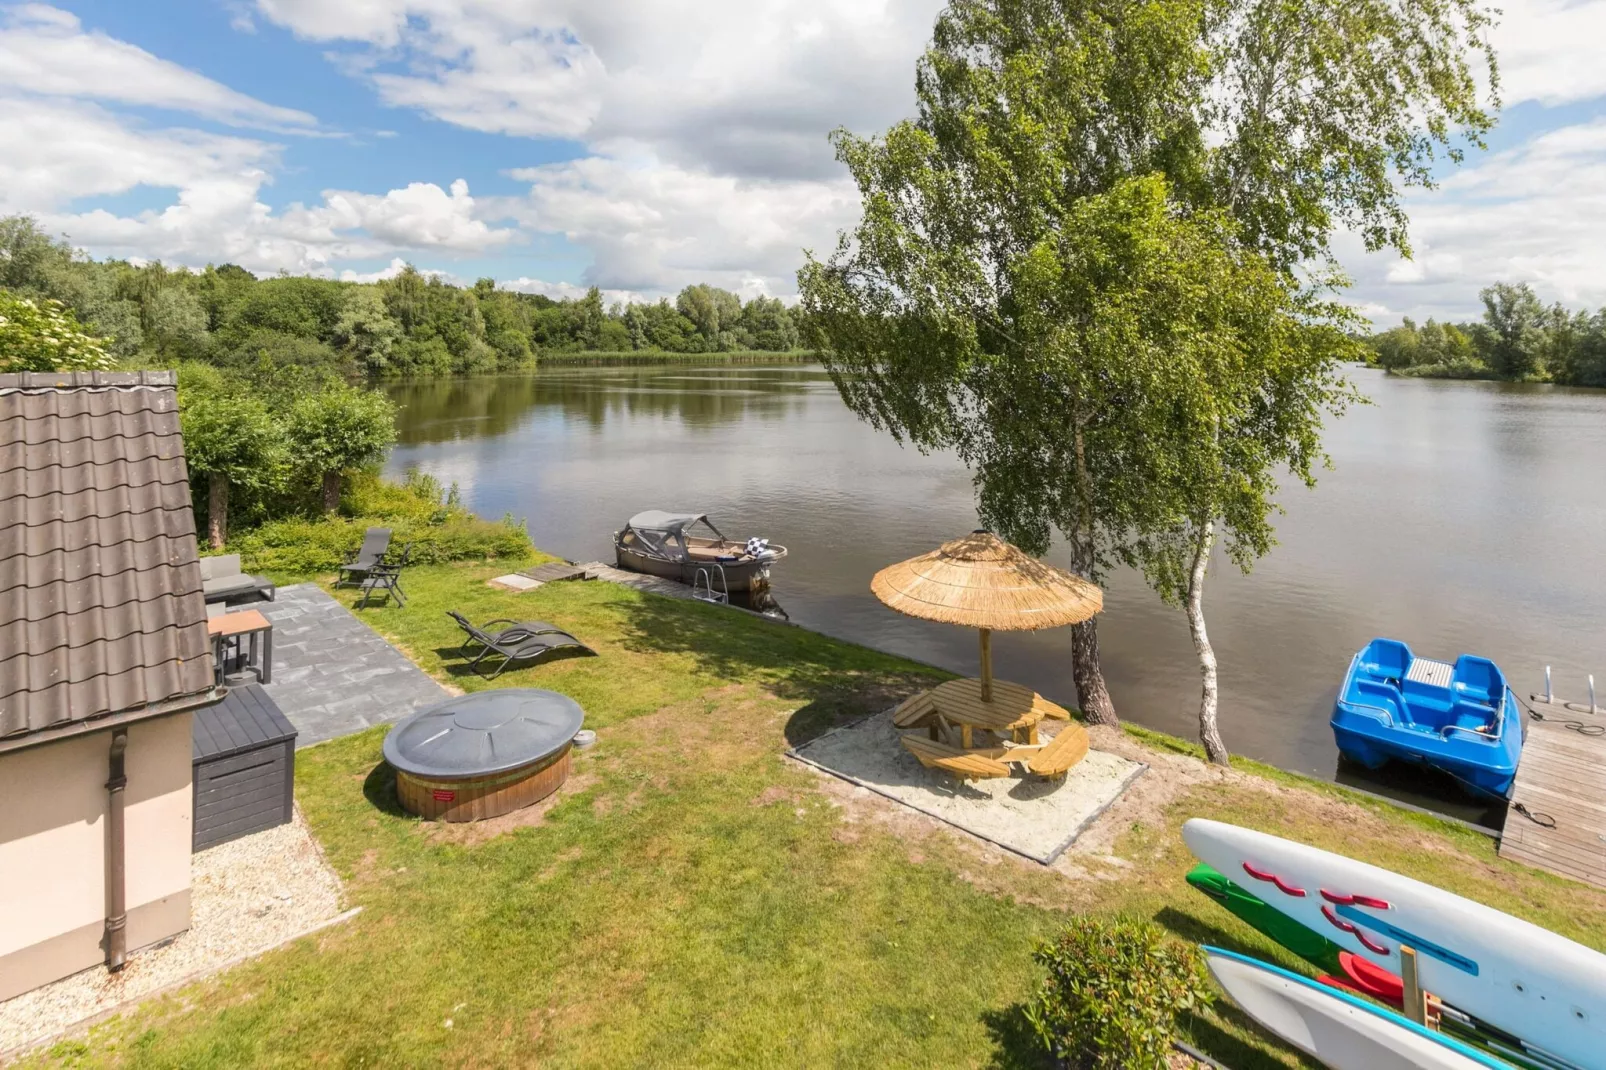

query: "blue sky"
xmin=2 ymin=0 xmax=1604 ymax=320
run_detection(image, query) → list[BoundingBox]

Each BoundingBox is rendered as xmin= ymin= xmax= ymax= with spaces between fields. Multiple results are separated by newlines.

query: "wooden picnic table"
xmin=207 ymin=608 xmax=273 ymax=686
xmin=894 ymin=677 xmax=1072 ymax=747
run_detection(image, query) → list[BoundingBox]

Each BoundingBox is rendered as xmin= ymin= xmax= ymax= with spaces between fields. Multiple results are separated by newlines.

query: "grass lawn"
xmin=25 ymin=559 xmax=1606 ymax=1068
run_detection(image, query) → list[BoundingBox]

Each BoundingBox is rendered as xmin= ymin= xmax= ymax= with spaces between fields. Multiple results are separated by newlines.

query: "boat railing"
xmin=692 ymin=563 xmax=730 ymax=605
xmin=1344 ymin=697 xmax=1400 ymax=728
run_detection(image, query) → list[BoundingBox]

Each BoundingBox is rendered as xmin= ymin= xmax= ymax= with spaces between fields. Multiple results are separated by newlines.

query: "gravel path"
xmin=0 ymin=811 xmax=346 ymax=1058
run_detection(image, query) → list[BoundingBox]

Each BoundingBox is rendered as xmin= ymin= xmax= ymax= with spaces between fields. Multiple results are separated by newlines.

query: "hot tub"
xmin=383 ymin=689 xmax=585 ymax=822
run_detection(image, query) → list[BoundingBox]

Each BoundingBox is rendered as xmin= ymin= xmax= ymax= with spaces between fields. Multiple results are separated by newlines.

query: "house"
xmin=0 ymin=370 xmax=220 ymax=1002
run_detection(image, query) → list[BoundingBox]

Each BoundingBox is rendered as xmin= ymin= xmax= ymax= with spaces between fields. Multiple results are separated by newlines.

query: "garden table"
xmin=207 ymin=608 xmax=273 ymax=686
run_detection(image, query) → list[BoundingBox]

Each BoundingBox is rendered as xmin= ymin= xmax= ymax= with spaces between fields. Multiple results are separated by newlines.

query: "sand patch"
xmin=790 ymin=710 xmax=1146 ymax=864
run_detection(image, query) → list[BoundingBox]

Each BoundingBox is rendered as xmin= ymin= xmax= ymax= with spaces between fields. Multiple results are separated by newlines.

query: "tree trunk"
xmin=1068 ymin=420 xmax=1118 ymax=727
xmin=1187 ymin=519 xmax=1230 ymax=766
xmin=321 ymin=470 xmax=342 ymax=515
xmin=1071 ymin=618 xmax=1118 ymax=726
xmin=207 ymin=475 xmax=229 ymax=550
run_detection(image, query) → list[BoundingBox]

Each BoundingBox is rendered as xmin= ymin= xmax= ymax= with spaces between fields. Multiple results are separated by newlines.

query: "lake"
xmin=385 ymin=363 xmax=1606 ymax=813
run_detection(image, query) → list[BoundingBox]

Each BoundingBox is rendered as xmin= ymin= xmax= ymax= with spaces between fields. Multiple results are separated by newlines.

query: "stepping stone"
xmin=489 ymin=573 xmax=543 ymax=591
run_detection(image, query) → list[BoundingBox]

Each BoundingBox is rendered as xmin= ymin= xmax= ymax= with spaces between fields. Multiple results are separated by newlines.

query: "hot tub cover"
xmin=383 ymin=689 xmax=584 ymax=778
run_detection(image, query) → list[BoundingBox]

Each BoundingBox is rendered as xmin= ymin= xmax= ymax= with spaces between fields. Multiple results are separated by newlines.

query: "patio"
xmin=256 ymin=585 xmax=449 ymax=748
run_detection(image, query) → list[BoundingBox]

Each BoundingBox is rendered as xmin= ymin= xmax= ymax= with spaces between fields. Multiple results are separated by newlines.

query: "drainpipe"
xmin=105 ymin=727 xmax=129 ymax=971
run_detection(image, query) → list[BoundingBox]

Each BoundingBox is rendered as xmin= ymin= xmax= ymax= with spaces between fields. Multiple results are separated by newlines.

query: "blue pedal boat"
xmin=1331 ymin=638 xmax=1524 ymax=800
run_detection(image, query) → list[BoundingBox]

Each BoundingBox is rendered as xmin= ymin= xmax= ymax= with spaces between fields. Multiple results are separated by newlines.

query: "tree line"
xmin=1365 ymin=282 xmax=1606 ymax=387
xmin=0 ymin=215 xmax=804 ymax=381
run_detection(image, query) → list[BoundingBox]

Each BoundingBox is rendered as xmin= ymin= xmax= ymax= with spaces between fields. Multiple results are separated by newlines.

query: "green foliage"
xmin=221 ymin=276 xmax=348 ymax=346
xmin=0 ymin=214 xmax=803 ymax=379
xmin=223 ymin=470 xmax=529 ymax=575
xmin=1364 ymin=283 xmax=1606 ymax=387
xmin=0 ymin=291 xmax=114 ymax=372
xmin=285 ymin=383 xmax=398 ymax=498
xmin=178 ymin=387 xmax=287 ymax=491
xmin=1026 ymin=916 xmax=1214 ymax=1070
xmin=332 ymin=286 xmax=403 ymax=373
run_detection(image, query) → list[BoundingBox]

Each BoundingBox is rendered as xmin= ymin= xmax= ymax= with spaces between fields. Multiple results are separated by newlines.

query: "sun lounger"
xmin=447 ymin=611 xmax=596 ymax=680
xmin=337 ymin=527 xmax=392 ymax=587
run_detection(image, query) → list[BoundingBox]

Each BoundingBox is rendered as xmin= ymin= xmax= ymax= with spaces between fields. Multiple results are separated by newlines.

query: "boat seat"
xmin=1352 ymin=679 xmax=1411 ymax=726
xmin=1358 ymin=638 xmax=1412 ymax=687
xmin=1451 ymin=654 xmax=1504 ymax=707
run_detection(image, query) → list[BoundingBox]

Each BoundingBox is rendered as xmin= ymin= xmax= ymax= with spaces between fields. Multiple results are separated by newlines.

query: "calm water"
xmin=385 ymin=364 xmax=1606 ymax=810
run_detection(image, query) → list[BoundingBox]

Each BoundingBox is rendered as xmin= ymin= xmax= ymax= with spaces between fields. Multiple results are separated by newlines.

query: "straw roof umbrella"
xmin=871 ymin=531 xmax=1103 ymax=701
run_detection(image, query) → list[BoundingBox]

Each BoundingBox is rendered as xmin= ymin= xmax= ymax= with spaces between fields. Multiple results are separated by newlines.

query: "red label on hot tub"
xmin=432 ymin=789 xmax=456 ymax=802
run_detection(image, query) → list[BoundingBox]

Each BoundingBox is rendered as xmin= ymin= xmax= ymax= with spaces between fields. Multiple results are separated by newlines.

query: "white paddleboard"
xmin=1206 ymin=947 xmax=1508 ymax=1070
xmin=1185 ymin=818 xmax=1606 ymax=1070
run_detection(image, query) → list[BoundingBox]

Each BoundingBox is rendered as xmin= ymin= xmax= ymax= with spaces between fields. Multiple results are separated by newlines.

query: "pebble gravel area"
xmin=0 ymin=811 xmax=345 ymax=1058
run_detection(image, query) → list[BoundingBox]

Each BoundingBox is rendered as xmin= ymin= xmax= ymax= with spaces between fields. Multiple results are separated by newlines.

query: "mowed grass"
xmin=24 ymin=560 xmax=1606 ymax=1068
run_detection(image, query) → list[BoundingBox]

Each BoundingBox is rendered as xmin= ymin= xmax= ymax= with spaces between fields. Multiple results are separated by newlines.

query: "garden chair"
xmin=446 ymin=610 xmax=596 ymax=680
xmin=337 ymin=527 xmax=392 ymax=587
xmin=356 ymin=542 xmax=411 ymax=608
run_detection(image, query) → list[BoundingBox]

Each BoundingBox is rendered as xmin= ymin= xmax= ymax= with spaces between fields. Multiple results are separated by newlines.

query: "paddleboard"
xmin=1185 ymin=818 xmax=1606 ymax=1070
xmin=1206 ymin=946 xmax=1511 ymax=1070
xmin=1187 ymin=863 xmax=1346 ymax=974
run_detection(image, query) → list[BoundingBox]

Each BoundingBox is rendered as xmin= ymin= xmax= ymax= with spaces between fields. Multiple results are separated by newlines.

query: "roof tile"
xmin=0 ymin=371 xmax=215 ymax=741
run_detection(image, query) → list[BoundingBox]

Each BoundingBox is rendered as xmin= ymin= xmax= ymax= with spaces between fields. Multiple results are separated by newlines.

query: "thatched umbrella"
xmin=871 ymin=531 xmax=1103 ymax=701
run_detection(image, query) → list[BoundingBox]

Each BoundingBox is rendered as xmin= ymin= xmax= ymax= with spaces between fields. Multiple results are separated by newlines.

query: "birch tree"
xmin=800 ymin=0 xmax=1494 ymax=745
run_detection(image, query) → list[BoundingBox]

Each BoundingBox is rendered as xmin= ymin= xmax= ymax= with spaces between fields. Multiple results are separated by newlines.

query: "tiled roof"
xmin=0 ymin=371 xmax=215 ymax=743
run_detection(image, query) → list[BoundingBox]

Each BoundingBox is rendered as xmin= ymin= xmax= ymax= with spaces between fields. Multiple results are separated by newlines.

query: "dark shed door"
xmin=192 ymin=685 xmax=297 ymax=852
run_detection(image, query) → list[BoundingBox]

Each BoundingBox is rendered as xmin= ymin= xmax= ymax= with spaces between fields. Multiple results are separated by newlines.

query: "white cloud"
xmin=1495 ymin=0 xmax=1606 ymax=107
xmin=1346 ymin=118 xmax=1606 ymax=322
xmin=0 ymin=95 xmax=515 ymax=274
xmin=0 ymin=5 xmax=317 ymax=131
xmin=339 ymin=258 xmax=456 ymax=282
xmin=497 ymin=156 xmax=859 ymax=295
xmin=300 ymin=178 xmax=514 ymax=252
xmin=252 ymin=1 xmax=943 ymax=180
xmin=499 ymin=277 xmax=639 ymax=304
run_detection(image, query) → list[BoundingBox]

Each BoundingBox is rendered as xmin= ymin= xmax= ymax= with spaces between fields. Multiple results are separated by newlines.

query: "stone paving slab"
xmin=256 ymin=584 xmax=448 ymax=748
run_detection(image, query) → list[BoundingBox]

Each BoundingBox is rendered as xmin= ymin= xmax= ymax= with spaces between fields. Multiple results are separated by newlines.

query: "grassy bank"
xmin=536 ymin=349 xmax=815 ymax=366
xmin=24 ymin=559 xmax=1606 ymax=1068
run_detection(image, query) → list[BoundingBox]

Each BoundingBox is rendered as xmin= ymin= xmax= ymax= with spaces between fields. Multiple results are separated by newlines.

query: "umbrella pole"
xmin=979 ymin=628 xmax=992 ymax=702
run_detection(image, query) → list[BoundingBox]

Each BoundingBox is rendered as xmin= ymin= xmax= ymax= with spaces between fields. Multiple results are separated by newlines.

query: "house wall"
xmin=0 ymin=711 xmax=194 ymax=1001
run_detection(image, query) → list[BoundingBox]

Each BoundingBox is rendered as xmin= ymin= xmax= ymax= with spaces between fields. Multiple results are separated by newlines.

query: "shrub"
xmin=1025 ymin=916 xmax=1213 ymax=1070
xmin=225 ymin=513 xmax=530 ymax=576
xmin=221 ymin=467 xmax=529 ymax=576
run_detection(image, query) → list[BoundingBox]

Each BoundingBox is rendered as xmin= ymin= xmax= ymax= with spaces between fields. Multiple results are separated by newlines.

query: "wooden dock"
xmin=1499 ymin=703 xmax=1606 ymax=889
xmin=515 ymin=560 xmax=703 ymax=601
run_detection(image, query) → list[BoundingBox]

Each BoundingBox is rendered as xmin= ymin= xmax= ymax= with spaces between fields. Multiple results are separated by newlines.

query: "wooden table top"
xmin=207 ymin=608 xmax=272 ymax=637
xmin=930 ymin=677 xmax=1044 ymax=730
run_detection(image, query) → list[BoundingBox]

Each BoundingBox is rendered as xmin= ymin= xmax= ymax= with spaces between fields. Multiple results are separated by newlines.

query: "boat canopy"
xmin=620 ymin=511 xmax=726 ymax=563
xmin=626 ymin=511 xmax=709 ymax=534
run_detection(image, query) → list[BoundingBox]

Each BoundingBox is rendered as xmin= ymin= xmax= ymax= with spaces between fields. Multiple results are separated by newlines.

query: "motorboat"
xmin=613 ymin=511 xmax=786 ymax=593
xmin=1330 ymin=638 xmax=1523 ymax=800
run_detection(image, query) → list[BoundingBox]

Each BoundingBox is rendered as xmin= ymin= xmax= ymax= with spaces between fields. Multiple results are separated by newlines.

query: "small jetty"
xmin=1499 ymin=691 xmax=1606 ymax=890
xmin=503 ymin=559 xmax=724 ymax=602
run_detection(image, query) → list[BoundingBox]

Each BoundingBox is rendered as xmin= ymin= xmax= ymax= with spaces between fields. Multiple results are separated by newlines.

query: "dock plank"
xmin=1500 ymin=714 xmax=1606 ymax=889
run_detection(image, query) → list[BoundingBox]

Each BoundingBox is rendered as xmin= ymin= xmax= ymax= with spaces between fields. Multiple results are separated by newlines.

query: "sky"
xmin=0 ymin=0 xmax=1603 ymax=323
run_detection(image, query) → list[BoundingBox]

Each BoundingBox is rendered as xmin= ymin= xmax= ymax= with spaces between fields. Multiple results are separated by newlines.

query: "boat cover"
xmin=625 ymin=511 xmax=707 ymax=533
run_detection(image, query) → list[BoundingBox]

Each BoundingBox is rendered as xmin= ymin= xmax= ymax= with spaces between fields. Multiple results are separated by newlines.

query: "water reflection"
xmin=388 ymin=365 xmax=816 ymax=444
xmin=386 ymin=364 xmax=1606 ymax=821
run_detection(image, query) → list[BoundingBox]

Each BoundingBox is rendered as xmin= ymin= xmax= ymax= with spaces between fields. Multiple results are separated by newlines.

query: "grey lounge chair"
xmin=337 ymin=527 xmax=392 ymax=587
xmin=446 ymin=611 xmax=596 ymax=680
xmin=356 ymin=542 xmax=410 ymax=608
xmin=199 ymin=554 xmax=276 ymax=605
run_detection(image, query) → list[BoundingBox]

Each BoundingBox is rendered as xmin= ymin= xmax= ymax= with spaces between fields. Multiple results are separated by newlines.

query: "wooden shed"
xmin=192 ymin=685 xmax=296 ymax=852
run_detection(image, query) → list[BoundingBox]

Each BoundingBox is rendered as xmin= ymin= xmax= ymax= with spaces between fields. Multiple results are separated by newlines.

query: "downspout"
xmin=105 ymin=727 xmax=129 ymax=971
